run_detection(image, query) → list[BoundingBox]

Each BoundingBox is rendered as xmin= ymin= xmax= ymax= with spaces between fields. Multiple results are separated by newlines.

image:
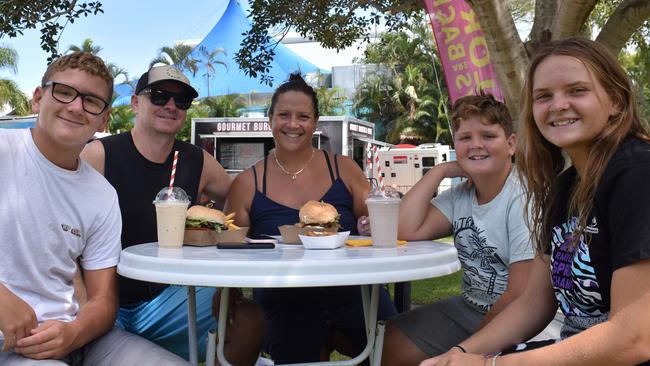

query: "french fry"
xmin=228 ymin=223 xmax=241 ymax=230
xmin=225 ymin=212 xmax=236 ymax=220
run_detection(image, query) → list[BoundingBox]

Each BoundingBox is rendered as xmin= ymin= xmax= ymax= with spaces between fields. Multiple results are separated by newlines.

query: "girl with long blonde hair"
xmin=420 ymin=37 xmax=650 ymax=366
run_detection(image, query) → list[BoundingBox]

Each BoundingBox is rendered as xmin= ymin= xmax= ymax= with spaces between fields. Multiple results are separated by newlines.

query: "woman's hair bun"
xmin=288 ymin=72 xmax=306 ymax=84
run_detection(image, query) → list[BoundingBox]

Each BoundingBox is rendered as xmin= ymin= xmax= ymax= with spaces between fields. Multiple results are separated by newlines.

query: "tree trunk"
xmin=467 ymin=0 xmax=528 ymax=124
xmin=527 ymin=0 xmax=559 ymax=53
xmin=597 ymin=0 xmax=650 ymax=56
xmin=556 ymin=0 xmax=598 ymax=38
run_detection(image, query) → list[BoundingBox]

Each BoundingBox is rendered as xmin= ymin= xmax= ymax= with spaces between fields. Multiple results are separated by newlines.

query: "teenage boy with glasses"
xmin=81 ymin=65 xmax=265 ymax=365
xmin=0 ymin=52 xmax=190 ymax=365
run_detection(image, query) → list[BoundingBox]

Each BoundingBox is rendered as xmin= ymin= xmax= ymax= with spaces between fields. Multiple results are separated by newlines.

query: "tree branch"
xmin=556 ymin=0 xmax=598 ymax=38
xmin=596 ymin=0 xmax=650 ymax=56
xmin=528 ymin=0 xmax=558 ymax=47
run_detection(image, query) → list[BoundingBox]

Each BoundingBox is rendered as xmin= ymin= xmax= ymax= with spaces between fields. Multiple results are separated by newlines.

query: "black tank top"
xmin=101 ymin=132 xmax=203 ymax=304
xmin=249 ymin=150 xmax=358 ymax=236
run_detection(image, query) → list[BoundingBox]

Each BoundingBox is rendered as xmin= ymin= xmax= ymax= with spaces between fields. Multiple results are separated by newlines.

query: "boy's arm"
xmin=0 ymin=284 xmax=38 ymax=351
xmin=68 ymin=267 xmax=118 ymax=348
xmin=15 ymin=267 xmax=117 ymax=360
xmin=398 ymin=162 xmax=465 ymax=240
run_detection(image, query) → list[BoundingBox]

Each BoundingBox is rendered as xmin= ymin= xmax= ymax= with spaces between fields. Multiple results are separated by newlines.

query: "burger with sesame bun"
xmin=185 ymin=205 xmax=227 ymax=232
xmin=296 ymin=200 xmax=340 ymax=230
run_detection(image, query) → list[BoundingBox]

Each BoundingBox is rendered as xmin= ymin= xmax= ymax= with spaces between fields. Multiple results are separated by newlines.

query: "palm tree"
xmin=316 ymin=86 xmax=344 ymax=116
xmin=353 ymin=73 xmax=398 ymax=141
xmin=67 ymin=38 xmax=102 ymax=55
xmin=198 ymin=46 xmax=227 ymax=97
xmin=0 ymin=45 xmax=29 ymax=115
xmin=108 ymin=63 xmax=129 ymax=85
xmin=150 ymin=44 xmax=199 ymax=76
xmin=201 ymin=94 xmax=244 ymax=117
xmin=386 ymin=64 xmax=438 ymax=143
xmin=353 ymin=19 xmax=448 ymax=144
xmin=467 ymin=231 xmax=506 ymax=295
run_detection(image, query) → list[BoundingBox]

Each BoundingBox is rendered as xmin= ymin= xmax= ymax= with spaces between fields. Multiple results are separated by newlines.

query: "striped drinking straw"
xmin=169 ymin=150 xmax=179 ymax=191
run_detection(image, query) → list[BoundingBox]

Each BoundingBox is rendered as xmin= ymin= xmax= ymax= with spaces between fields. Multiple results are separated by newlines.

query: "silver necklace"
xmin=274 ymin=148 xmax=315 ymax=180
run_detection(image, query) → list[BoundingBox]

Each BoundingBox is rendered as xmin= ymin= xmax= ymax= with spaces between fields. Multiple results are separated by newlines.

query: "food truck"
xmin=191 ymin=116 xmax=390 ymax=176
xmin=375 ymin=143 xmax=453 ymax=195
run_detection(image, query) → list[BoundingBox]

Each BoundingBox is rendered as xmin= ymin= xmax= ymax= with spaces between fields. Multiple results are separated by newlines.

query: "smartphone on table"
xmin=245 ymin=233 xmax=279 ymax=244
xmin=217 ymin=234 xmax=278 ymax=249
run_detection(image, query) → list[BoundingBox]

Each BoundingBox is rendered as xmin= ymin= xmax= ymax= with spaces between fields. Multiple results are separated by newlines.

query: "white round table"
xmin=118 ymin=238 xmax=460 ymax=366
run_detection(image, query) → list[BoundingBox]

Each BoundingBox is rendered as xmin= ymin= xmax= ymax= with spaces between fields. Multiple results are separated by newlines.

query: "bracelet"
xmin=451 ymin=344 xmax=467 ymax=353
xmin=492 ymin=354 xmax=499 ymax=366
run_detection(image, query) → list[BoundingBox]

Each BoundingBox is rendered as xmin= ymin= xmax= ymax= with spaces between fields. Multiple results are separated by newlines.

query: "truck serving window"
xmin=422 ymin=157 xmax=436 ymax=167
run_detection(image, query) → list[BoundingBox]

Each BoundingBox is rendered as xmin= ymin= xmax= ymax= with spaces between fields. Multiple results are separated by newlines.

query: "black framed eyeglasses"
xmin=139 ymin=89 xmax=193 ymax=110
xmin=43 ymin=81 xmax=109 ymax=115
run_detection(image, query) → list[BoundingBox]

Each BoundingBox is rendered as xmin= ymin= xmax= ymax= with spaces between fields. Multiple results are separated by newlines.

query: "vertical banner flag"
xmin=423 ymin=0 xmax=503 ymax=103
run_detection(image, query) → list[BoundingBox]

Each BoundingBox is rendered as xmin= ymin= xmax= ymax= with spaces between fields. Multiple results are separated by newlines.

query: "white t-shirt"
xmin=0 ymin=129 xmax=121 ymax=338
xmin=433 ymin=170 xmax=533 ymax=314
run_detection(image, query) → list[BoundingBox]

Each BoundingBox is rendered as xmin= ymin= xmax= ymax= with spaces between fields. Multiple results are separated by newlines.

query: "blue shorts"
xmin=116 ymin=286 xmax=216 ymax=360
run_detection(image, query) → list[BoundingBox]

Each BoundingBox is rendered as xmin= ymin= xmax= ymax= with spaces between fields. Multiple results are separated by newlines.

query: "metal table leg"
xmin=216 ymin=287 xmax=233 ymax=366
xmin=372 ymin=321 xmax=386 ymax=366
xmin=206 ymin=329 xmax=216 ymax=366
xmin=187 ymin=286 xmax=198 ymax=365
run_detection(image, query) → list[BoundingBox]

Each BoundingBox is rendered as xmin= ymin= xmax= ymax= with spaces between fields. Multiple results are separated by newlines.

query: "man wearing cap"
xmin=81 ymin=65 xmax=265 ymax=365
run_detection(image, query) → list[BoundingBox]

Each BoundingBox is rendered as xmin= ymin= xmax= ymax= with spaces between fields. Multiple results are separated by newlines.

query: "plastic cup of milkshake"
xmin=365 ymin=187 xmax=401 ymax=248
xmin=153 ymin=187 xmax=190 ymax=248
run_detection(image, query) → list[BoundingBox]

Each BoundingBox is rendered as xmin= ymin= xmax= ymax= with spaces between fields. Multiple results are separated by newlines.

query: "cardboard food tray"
xmin=184 ymin=227 xmax=249 ymax=246
xmin=278 ymin=224 xmax=338 ymax=244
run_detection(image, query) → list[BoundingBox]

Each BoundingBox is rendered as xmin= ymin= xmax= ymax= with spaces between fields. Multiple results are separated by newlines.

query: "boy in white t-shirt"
xmin=0 ymin=52 xmax=188 ymax=365
xmin=377 ymin=93 xmax=535 ymax=366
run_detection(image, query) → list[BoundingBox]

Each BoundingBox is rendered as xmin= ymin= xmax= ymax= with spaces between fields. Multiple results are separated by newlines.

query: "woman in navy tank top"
xmin=224 ymin=74 xmax=396 ymax=364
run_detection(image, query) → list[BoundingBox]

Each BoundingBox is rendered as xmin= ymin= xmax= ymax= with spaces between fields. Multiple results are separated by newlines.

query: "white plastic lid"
xmin=153 ymin=186 xmax=190 ymax=204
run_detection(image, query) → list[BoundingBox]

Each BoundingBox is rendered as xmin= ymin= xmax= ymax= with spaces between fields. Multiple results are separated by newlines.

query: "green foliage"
xmin=200 ymin=95 xmax=245 ymax=117
xmin=66 ymin=37 xmax=101 ymax=54
xmin=107 ymin=104 xmax=134 ymax=134
xmin=0 ymin=46 xmax=18 ymax=73
xmin=150 ymin=44 xmax=200 ymax=76
xmin=178 ymin=104 xmax=210 ymax=142
xmin=588 ymin=0 xmax=650 ymax=122
xmin=236 ymin=0 xmax=417 ymax=85
xmin=0 ymin=79 xmax=30 ymax=115
xmin=0 ymin=45 xmax=30 ymax=115
xmin=315 ymin=86 xmax=345 ymax=116
xmin=352 ymin=18 xmax=450 ymax=144
xmin=107 ymin=63 xmax=130 ymax=85
xmin=0 ymin=1 xmax=103 ymax=62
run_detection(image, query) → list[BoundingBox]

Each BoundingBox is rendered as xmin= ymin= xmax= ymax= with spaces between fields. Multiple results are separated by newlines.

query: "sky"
xmin=0 ymin=0 xmax=363 ymax=98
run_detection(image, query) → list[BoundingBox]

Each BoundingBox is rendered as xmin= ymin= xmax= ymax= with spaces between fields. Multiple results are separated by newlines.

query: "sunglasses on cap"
xmin=140 ymin=89 xmax=194 ymax=110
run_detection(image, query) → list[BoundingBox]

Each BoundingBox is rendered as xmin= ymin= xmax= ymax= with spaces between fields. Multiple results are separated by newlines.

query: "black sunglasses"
xmin=140 ymin=89 xmax=193 ymax=110
xmin=43 ymin=81 xmax=109 ymax=115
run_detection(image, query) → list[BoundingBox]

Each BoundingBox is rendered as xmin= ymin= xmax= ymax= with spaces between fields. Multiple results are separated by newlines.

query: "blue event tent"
xmin=113 ymin=0 xmax=322 ymax=104
xmin=187 ymin=0 xmax=322 ymax=98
